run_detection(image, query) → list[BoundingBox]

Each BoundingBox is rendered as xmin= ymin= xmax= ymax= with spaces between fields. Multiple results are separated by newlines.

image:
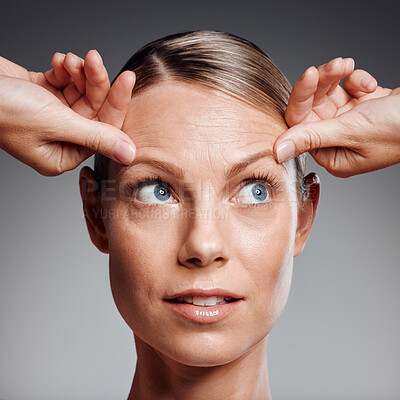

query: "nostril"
xmin=183 ymin=256 xmax=226 ymax=268
xmin=189 ymin=257 xmax=224 ymax=265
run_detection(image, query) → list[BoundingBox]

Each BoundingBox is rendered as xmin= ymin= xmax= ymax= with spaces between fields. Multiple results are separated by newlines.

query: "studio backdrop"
xmin=0 ymin=1 xmax=399 ymax=399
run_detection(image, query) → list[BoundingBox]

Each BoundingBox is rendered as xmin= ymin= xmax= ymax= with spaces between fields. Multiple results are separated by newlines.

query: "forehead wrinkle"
xmin=124 ymin=106 xmax=283 ymax=145
xmin=129 ymin=121 xmax=281 ymax=141
xmin=120 ymin=84 xmax=289 ymax=181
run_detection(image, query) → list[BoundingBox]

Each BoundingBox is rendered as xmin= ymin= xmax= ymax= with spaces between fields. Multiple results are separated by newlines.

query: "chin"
xmin=152 ymin=330 xmax=256 ymax=368
xmin=166 ymin=346 xmax=245 ymax=368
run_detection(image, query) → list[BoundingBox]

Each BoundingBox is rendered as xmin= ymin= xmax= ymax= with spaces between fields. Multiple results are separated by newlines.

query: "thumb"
xmin=56 ymin=111 xmax=136 ymax=165
xmin=273 ymin=118 xmax=345 ymax=163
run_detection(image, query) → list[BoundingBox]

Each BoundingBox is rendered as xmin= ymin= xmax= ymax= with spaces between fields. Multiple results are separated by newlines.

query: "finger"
xmin=63 ymin=52 xmax=86 ymax=94
xmin=97 ymin=70 xmax=135 ymax=128
xmin=43 ymin=52 xmax=72 ymax=90
xmin=324 ymin=58 xmax=355 ymax=109
xmin=311 ymin=58 xmax=355 ymax=119
xmin=56 ymin=109 xmax=136 ymax=165
xmin=342 ymin=69 xmax=378 ymax=98
xmin=285 ymin=66 xmax=319 ymax=126
xmin=84 ymin=49 xmax=110 ymax=111
xmin=71 ymin=49 xmax=110 ymax=119
xmin=326 ymin=57 xmax=355 ymax=96
xmin=274 ymin=118 xmax=347 ymax=163
xmin=313 ymin=57 xmax=346 ymax=106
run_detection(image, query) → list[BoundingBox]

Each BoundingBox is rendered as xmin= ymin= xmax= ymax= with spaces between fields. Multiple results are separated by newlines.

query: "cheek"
xmin=105 ymin=202 xmax=181 ymax=330
xmin=231 ymin=202 xmax=296 ymax=327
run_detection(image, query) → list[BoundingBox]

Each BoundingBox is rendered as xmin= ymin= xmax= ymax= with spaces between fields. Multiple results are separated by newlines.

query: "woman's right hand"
xmin=0 ymin=50 xmax=136 ymax=176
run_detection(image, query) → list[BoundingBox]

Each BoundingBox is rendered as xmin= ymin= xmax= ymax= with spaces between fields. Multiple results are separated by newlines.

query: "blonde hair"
xmin=94 ymin=30 xmax=307 ymax=199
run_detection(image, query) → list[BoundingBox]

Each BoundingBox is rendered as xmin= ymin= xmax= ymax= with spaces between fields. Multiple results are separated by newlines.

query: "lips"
xmin=172 ymin=296 xmax=232 ymax=306
xmin=163 ymin=288 xmax=244 ymax=324
xmin=164 ymin=288 xmax=243 ymax=301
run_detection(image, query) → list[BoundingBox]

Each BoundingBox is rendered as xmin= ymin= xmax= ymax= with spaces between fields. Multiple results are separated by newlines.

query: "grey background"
xmin=1 ymin=1 xmax=399 ymax=399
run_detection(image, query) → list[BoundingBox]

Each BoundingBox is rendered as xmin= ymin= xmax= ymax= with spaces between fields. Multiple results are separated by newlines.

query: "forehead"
xmin=119 ymin=81 xmax=288 ymax=176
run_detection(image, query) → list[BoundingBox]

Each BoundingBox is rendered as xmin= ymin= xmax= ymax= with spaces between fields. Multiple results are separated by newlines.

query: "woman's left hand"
xmin=274 ymin=57 xmax=400 ymax=177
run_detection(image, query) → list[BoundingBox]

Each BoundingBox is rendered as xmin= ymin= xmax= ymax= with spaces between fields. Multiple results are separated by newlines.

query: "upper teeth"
xmin=175 ymin=296 xmax=230 ymax=306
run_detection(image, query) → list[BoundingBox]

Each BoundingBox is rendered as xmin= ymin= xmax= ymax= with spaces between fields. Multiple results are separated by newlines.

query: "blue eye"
xmin=236 ymin=182 xmax=270 ymax=204
xmin=135 ymin=183 xmax=173 ymax=204
xmin=127 ymin=172 xmax=278 ymax=207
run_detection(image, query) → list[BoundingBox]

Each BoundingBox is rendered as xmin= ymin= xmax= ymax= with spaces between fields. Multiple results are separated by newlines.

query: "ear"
xmin=293 ymin=173 xmax=320 ymax=257
xmin=79 ymin=166 xmax=109 ymax=254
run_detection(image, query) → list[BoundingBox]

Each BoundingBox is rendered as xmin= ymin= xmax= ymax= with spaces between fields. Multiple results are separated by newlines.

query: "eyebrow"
xmin=126 ymin=149 xmax=276 ymax=181
xmin=224 ymin=149 xmax=275 ymax=180
xmin=127 ymin=157 xmax=186 ymax=180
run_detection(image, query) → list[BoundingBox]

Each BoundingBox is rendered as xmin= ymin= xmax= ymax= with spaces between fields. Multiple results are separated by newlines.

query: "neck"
xmin=127 ymin=335 xmax=272 ymax=400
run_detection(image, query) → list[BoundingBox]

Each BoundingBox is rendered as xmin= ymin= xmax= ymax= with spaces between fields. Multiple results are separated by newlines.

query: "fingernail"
xmin=324 ymin=61 xmax=333 ymax=72
xmin=94 ymin=49 xmax=103 ymax=67
xmin=276 ymin=140 xmax=295 ymax=163
xmin=325 ymin=57 xmax=342 ymax=72
xmin=361 ymin=77 xmax=376 ymax=91
xmin=113 ymin=140 xmax=135 ymax=165
xmin=72 ymin=54 xmax=80 ymax=67
xmin=344 ymin=57 xmax=355 ymax=70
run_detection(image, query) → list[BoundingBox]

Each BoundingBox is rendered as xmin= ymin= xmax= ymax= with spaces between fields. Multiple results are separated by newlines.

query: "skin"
xmin=1 ymin=50 xmax=398 ymax=177
xmin=0 ymin=50 xmax=135 ymax=175
xmin=1 ymin=49 xmax=397 ymax=397
xmin=80 ymin=81 xmax=319 ymax=399
xmin=276 ymin=57 xmax=400 ymax=176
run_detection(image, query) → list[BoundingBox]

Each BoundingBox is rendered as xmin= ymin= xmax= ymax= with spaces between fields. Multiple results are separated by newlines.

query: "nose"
xmin=177 ymin=205 xmax=230 ymax=269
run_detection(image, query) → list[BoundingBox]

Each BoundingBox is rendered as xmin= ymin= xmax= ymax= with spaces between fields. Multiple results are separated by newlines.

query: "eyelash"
xmin=237 ymin=172 xmax=280 ymax=207
xmin=126 ymin=172 xmax=281 ymax=207
xmin=127 ymin=174 xmax=170 ymax=195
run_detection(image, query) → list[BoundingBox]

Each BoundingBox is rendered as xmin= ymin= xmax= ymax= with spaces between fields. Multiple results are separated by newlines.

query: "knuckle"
xmin=326 ymin=156 xmax=340 ymax=175
xmin=54 ymin=163 xmax=64 ymax=176
xmin=306 ymin=129 xmax=323 ymax=150
xmin=341 ymin=108 xmax=375 ymax=143
xmin=36 ymin=164 xmax=60 ymax=177
xmin=84 ymin=131 xmax=103 ymax=152
xmin=328 ymin=167 xmax=352 ymax=178
xmin=391 ymin=87 xmax=400 ymax=96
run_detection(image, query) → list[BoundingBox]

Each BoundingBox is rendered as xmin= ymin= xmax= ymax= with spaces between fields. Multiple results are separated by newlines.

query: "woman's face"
xmin=81 ymin=81 xmax=317 ymax=367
